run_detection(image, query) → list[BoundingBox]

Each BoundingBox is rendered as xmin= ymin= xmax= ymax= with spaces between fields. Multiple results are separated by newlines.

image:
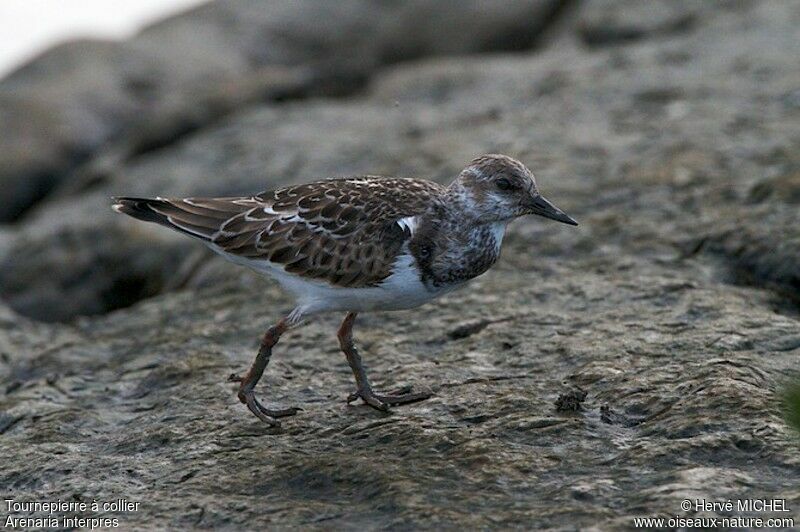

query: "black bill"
xmin=528 ymin=195 xmax=578 ymax=226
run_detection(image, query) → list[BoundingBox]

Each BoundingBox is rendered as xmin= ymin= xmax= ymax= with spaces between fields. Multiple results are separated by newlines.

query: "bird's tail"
xmin=112 ymin=196 xmax=249 ymax=241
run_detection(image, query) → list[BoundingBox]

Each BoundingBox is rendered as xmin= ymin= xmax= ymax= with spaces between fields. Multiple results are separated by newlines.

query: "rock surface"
xmin=1 ymin=0 xmax=800 ymax=529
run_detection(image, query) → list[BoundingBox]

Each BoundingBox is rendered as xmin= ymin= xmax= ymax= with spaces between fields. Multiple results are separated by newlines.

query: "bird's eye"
xmin=496 ymin=177 xmax=516 ymax=191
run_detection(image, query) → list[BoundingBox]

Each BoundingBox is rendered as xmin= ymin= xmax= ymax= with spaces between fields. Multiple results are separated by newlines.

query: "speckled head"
xmin=450 ymin=154 xmax=578 ymax=225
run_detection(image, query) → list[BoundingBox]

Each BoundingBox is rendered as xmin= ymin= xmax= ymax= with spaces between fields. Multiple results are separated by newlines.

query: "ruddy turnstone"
xmin=113 ymin=154 xmax=577 ymax=426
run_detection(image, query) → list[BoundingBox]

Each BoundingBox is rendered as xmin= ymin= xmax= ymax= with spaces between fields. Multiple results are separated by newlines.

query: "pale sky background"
xmin=0 ymin=0 xmax=209 ymax=77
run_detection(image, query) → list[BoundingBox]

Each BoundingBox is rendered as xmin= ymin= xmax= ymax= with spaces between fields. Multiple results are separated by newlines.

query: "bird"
xmin=112 ymin=154 xmax=577 ymax=426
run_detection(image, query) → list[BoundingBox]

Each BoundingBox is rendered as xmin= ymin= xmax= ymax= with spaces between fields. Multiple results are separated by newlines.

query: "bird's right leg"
xmin=228 ymin=315 xmax=301 ymax=426
xmin=337 ymin=312 xmax=431 ymax=412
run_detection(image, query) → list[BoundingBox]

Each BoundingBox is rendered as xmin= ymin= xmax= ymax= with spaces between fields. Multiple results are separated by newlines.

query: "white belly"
xmin=215 ymin=248 xmax=455 ymax=316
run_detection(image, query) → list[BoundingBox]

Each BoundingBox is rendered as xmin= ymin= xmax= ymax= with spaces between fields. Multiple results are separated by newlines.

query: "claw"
xmin=376 ymin=391 xmax=432 ymax=406
xmin=347 ymin=389 xmax=390 ymax=411
xmin=346 ymin=387 xmax=431 ymax=412
xmin=243 ymin=392 xmax=281 ymax=426
xmin=238 ymin=388 xmax=301 ymax=426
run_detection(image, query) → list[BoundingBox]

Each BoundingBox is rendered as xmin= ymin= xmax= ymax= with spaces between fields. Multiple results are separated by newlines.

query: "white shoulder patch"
xmin=396 ymin=216 xmax=418 ymax=235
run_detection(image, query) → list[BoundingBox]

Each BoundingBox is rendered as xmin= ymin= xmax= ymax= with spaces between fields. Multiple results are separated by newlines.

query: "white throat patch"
xmin=490 ymin=221 xmax=507 ymax=253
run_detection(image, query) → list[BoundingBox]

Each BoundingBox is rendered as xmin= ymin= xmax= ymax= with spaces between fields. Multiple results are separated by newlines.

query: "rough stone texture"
xmin=577 ymin=0 xmax=699 ymax=46
xmin=0 ymin=0 xmax=563 ymax=221
xmin=1 ymin=0 xmax=800 ymax=529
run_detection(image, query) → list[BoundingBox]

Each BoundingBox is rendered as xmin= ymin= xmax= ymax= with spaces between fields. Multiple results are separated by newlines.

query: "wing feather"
xmin=117 ymin=177 xmax=443 ymax=288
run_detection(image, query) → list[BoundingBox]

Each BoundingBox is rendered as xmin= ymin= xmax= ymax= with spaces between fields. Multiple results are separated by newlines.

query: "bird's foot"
xmin=346 ymin=385 xmax=432 ymax=412
xmin=228 ymin=373 xmax=301 ymax=426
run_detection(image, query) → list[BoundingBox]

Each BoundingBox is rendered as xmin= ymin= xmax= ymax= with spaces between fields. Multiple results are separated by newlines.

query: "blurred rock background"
xmin=0 ymin=1 xmax=798 ymax=529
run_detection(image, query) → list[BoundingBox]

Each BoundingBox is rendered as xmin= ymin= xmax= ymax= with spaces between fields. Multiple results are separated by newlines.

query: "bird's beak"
xmin=527 ymin=194 xmax=578 ymax=226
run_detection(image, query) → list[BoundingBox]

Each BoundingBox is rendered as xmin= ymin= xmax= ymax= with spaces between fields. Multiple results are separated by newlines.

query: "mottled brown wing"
xmin=113 ymin=195 xmax=260 ymax=240
xmin=208 ymin=177 xmax=443 ymax=287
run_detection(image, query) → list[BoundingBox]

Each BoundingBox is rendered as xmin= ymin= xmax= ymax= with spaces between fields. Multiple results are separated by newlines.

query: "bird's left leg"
xmin=337 ymin=312 xmax=431 ymax=411
xmin=228 ymin=314 xmax=301 ymax=426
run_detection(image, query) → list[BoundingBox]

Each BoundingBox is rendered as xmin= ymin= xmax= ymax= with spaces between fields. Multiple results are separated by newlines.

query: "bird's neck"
xmin=444 ymin=182 xmax=479 ymax=219
xmin=411 ymin=201 xmax=507 ymax=289
xmin=433 ymin=187 xmax=510 ymax=258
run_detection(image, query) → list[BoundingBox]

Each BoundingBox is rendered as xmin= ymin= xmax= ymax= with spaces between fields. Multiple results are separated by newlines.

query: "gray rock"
xmin=0 ymin=40 xmax=143 ymax=221
xmin=750 ymin=170 xmax=800 ymax=205
xmin=0 ymin=223 xmax=193 ymax=322
xmin=578 ymin=0 xmax=699 ymax=47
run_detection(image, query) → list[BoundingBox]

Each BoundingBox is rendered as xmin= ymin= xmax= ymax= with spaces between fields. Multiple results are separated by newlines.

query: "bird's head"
xmin=449 ymin=154 xmax=577 ymax=226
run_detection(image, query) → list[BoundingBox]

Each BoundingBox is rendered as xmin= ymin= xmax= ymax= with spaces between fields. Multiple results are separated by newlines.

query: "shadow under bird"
xmin=113 ymin=154 xmax=577 ymax=426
